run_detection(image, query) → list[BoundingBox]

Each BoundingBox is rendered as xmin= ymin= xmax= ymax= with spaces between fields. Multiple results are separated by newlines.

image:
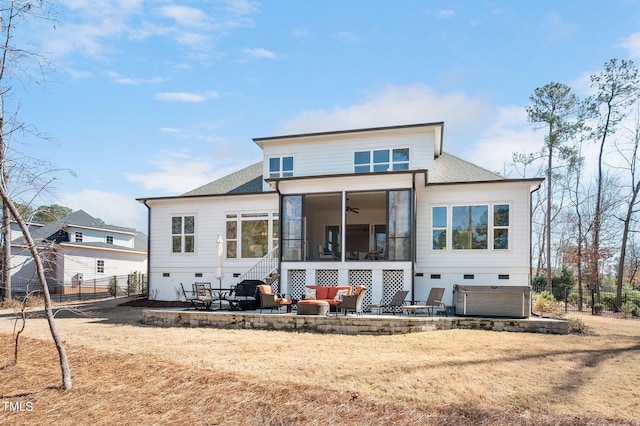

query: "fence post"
xmin=591 ymin=288 xmax=595 ymax=315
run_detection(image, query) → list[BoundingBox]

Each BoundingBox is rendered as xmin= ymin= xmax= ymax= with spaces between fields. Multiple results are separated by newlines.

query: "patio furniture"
xmin=388 ymin=290 xmax=409 ymax=314
xmin=304 ymin=285 xmax=352 ymax=311
xmin=257 ymin=284 xmax=292 ymax=313
xmin=180 ymin=283 xmax=201 ymax=310
xmin=339 ymin=285 xmax=367 ymax=316
xmin=225 ymin=280 xmax=261 ymax=310
xmin=318 ymin=245 xmax=334 ymax=259
xmin=297 ymin=300 xmax=330 ymax=315
xmin=193 ymin=282 xmax=214 ymax=310
xmin=401 ymin=287 xmax=446 ymax=316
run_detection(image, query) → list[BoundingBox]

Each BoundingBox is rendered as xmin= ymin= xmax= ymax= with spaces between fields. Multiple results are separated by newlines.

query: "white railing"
xmin=237 ymin=245 xmax=279 ymax=283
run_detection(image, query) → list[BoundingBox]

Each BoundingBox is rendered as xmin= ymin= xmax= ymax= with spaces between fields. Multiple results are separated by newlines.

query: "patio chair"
xmin=257 ymin=284 xmax=292 ymax=313
xmin=318 ymin=245 xmax=334 ymax=260
xmin=388 ymin=290 xmax=409 ymax=314
xmin=340 ymin=285 xmax=367 ymax=316
xmin=401 ymin=287 xmax=447 ymax=316
xmin=180 ymin=283 xmax=200 ymax=310
xmin=193 ymin=282 xmax=214 ymax=310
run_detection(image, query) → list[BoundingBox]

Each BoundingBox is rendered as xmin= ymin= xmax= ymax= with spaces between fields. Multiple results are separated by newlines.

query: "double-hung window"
xmin=96 ymin=259 xmax=105 ymax=274
xmin=172 ymin=215 xmax=195 ymax=253
xmin=75 ymin=232 xmax=83 ymax=243
xmin=269 ymin=156 xmax=294 ymax=178
xmin=354 ymin=148 xmax=409 ymax=173
xmin=432 ymin=204 xmax=510 ymax=251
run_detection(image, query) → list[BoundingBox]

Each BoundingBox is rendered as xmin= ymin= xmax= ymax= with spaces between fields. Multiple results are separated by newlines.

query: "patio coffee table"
xmin=296 ymin=300 xmax=330 ymax=315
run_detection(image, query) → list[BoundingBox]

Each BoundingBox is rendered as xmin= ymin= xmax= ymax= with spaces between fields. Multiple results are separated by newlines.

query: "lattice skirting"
xmin=348 ymin=269 xmax=373 ymax=309
xmin=383 ymin=269 xmax=405 ymax=313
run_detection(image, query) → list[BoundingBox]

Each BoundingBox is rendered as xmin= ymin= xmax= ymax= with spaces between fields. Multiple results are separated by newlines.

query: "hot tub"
xmin=453 ymin=285 xmax=531 ymax=318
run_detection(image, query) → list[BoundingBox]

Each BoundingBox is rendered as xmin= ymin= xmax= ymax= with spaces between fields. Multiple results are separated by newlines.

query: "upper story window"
xmin=172 ymin=215 xmax=195 ymax=253
xmin=106 ymin=235 xmax=114 ymax=244
xmin=96 ymin=259 xmax=105 ymax=274
xmin=354 ymin=148 xmax=409 ymax=173
xmin=269 ymin=156 xmax=294 ymax=178
xmin=75 ymin=232 xmax=83 ymax=243
xmin=432 ymin=204 xmax=510 ymax=251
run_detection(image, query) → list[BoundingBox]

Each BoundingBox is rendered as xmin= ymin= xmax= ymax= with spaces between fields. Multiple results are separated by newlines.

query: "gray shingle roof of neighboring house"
xmin=12 ymin=209 xmax=147 ymax=252
xmin=181 ymin=162 xmax=264 ymax=196
xmin=431 ymin=152 xmax=504 ymax=183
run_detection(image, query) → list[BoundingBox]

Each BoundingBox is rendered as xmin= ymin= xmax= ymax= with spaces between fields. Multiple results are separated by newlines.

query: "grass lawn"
xmin=0 ymin=298 xmax=639 ymax=425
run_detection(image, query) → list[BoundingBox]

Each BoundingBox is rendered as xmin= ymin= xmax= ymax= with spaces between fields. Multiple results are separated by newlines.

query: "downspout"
xmin=142 ymin=200 xmax=151 ymax=299
xmin=411 ymin=171 xmax=418 ymax=303
xmin=529 ymin=182 xmax=542 ymax=289
xmin=274 ymin=180 xmax=282 ymax=290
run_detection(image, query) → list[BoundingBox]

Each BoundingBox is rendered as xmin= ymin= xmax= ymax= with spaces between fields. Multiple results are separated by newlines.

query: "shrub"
xmin=108 ymin=276 xmax=119 ymax=297
xmin=127 ymin=274 xmax=139 ymax=295
xmin=568 ymin=317 xmax=586 ymax=333
xmin=621 ymin=301 xmax=637 ymax=318
xmin=593 ymin=303 xmax=605 ymax=315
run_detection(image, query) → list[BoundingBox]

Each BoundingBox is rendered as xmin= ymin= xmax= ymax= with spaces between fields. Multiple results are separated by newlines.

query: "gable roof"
xmin=431 ymin=152 xmax=504 ymax=183
xmin=181 ymin=162 xmax=264 ymax=196
xmin=12 ymin=210 xmax=146 ymax=252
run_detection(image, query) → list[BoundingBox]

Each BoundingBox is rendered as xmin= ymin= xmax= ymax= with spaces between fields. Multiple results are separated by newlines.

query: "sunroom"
xmin=268 ymin=171 xmax=426 ymax=307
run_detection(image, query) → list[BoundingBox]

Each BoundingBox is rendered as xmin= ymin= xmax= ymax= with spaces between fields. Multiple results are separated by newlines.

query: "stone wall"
xmin=142 ymin=310 xmax=569 ymax=335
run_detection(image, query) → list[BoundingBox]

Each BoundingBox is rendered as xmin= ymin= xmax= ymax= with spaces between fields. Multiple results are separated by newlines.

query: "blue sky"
xmin=7 ymin=0 xmax=640 ymax=231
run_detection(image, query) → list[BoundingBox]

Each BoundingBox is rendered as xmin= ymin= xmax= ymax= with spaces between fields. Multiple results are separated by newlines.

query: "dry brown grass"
xmin=0 ymin=298 xmax=639 ymax=425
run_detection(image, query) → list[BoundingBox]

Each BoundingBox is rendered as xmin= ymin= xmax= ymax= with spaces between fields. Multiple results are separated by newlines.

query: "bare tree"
xmin=590 ymin=59 xmax=640 ymax=299
xmin=526 ymin=82 xmax=586 ymax=291
xmin=0 ymin=1 xmax=71 ymax=390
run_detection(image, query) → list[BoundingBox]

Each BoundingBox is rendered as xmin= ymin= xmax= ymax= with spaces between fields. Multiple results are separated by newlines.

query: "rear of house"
xmin=139 ymin=122 xmax=542 ymax=316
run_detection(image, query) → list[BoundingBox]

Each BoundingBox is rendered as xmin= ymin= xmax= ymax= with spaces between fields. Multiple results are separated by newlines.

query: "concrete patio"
xmin=142 ymin=308 xmax=569 ymax=335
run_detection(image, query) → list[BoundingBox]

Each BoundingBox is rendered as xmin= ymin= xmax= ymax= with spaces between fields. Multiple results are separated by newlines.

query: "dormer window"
xmin=354 ymin=148 xmax=409 ymax=173
xmin=269 ymin=156 xmax=294 ymax=178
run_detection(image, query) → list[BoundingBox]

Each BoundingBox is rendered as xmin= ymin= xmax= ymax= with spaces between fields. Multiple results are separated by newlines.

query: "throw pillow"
xmin=304 ymin=287 xmax=317 ymax=300
xmin=334 ymin=289 xmax=348 ymax=301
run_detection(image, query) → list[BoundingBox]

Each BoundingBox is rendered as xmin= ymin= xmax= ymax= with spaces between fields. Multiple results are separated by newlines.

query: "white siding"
xmin=146 ymin=193 xmax=278 ymax=301
xmin=68 ymin=226 xmax=135 ymax=248
xmin=413 ymin=180 xmax=536 ymax=302
xmin=261 ymin=126 xmax=436 ymax=191
xmin=60 ymin=247 xmax=147 ymax=285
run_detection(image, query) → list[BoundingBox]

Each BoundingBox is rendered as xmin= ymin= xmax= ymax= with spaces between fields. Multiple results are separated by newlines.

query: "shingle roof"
xmin=431 ymin=152 xmax=504 ymax=183
xmin=12 ymin=210 xmax=147 ymax=252
xmin=181 ymin=162 xmax=264 ymax=196
xmin=176 ymin=153 xmax=504 ymax=198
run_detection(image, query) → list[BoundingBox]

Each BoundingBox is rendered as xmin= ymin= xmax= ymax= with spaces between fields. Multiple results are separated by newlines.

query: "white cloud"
xmin=154 ymin=91 xmax=219 ymax=102
xmin=437 ymin=9 xmax=456 ymax=18
xmin=155 ymin=5 xmax=211 ymax=29
xmin=243 ymin=47 xmax=278 ymax=59
xmin=58 ymin=189 xmax=148 ymax=232
xmin=618 ymin=32 xmax=640 ymax=60
xmin=280 ymin=83 xmax=491 ymax=140
xmin=106 ymin=71 xmax=165 ymax=85
xmin=124 ymin=149 xmax=220 ymax=194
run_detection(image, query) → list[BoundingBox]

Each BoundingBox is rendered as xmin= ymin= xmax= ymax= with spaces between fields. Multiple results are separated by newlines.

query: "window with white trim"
xmin=106 ymin=235 xmax=114 ymax=244
xmin=75 ymin=232 xmax=83 ymax=242
xmin=354 ymin=148 xmax=409 ymax=173
xmin=269 ymin=156 xmax=294 ymax=178
xmin=432 ymin=206 xmax=447 ymax=250
xmin=172 ymin=215 xmax=195 ymax=253
xmin=431 ymin=204 xmax=510 ymax=251
xmin=226 ymin=212 xmax=278 ymax=259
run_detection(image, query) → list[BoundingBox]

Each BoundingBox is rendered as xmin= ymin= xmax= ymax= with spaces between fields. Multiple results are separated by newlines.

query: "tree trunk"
xmin=546 ymin=145 xmax=553 ymax=292
xmin=0 ymin=184 xmax=72 ymax=390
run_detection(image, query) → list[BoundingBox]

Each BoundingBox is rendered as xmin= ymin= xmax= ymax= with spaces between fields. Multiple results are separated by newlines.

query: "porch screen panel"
xmin=282 ymin=195 xmax=303 ymax=261
xmin=387 ymin=190 xmax=411 ymax=260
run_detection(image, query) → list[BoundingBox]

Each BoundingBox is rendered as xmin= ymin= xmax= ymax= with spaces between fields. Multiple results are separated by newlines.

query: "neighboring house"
xmin=138 ymin=122 xmax=543 ymax=312
xmin=6 ymin=210 xmax=147 ymax=294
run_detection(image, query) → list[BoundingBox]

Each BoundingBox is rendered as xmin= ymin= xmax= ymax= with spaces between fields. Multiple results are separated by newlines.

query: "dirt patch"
xmin=118 ymin=297 xmax=190 ymax=308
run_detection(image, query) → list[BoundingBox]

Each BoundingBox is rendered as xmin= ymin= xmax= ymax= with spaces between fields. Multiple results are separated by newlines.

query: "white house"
xmin=7 ymin=210 xmax=148 ymax=295
xmin=138 ymin=122 xmax=542 ymax=314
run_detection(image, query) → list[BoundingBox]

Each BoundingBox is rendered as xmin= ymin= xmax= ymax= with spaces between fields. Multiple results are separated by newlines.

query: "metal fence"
xmin=10 ymin=274 xmax=148 ymax=303
xmin=554 ymin=288 xmax=640 ymax=315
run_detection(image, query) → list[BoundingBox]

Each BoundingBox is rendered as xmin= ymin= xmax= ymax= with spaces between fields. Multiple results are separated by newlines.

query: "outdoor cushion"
xmin=314 ymin=286 xmax=329 ymax=300
xmin=334 ymin=289 xmax=348 ymax=301
xmin=305 ymin=287 xmax=317 ymax=300
xmin=354 ymin=285 xmax=365 ymax=295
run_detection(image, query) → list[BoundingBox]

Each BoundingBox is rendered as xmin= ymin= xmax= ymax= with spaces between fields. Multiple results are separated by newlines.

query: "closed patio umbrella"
xmin=215 ymin=235 xmax=225 ymax=308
